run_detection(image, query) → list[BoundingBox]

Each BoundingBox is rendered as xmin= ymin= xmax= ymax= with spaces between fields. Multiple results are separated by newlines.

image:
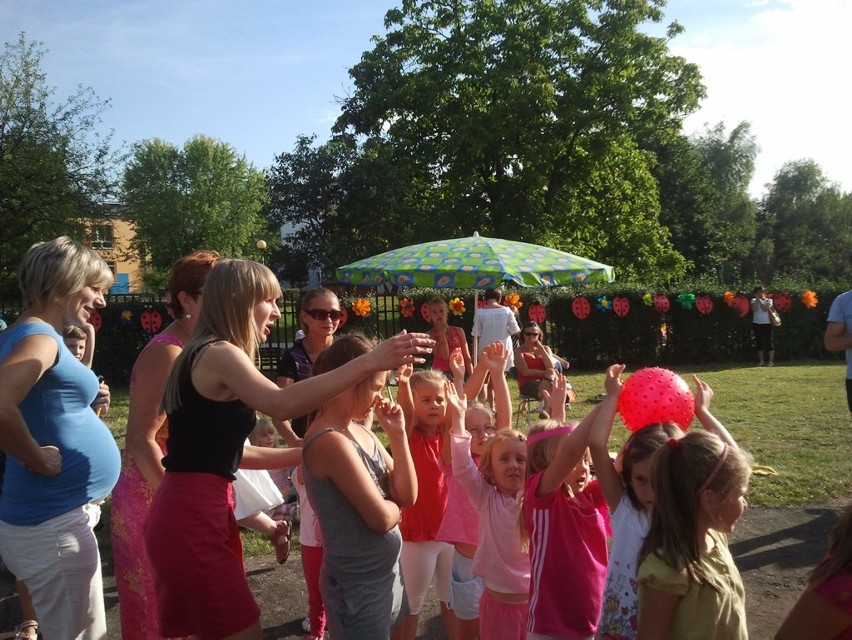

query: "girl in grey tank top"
xmin=301 ymin=334 xmax=419 ymax=639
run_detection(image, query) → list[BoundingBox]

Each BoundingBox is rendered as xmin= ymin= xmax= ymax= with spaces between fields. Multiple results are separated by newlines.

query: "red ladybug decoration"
xmin=420 ymin=302 xmax=431 ymax=322
xmin=773 ymin=292 xmax=792 ymax=312
xmin=695 ymin=295 xmax=713 ymax=315
xmin=528 ymin=303 xmax=546 ymax=324
xmin=88 ymin=309 xmax=102 ymax=332
xmin=612 ymin=296 xmax=630 ymax=318
xmin=734 ymin=296 xmax=750 ymax=317
xmin=653 ymin=295 xmax=670 ymax=314
xmin=140 ymin=309 xmax=163 ymax=333
xmin=572 ymin=297 xmax=591 ymax=320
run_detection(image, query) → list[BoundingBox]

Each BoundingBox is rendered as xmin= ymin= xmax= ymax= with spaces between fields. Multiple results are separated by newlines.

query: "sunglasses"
xmin=304 ymin=309 xmax=343 ymax=321
xmin=523 ymin=331 xmax=540 ymax=337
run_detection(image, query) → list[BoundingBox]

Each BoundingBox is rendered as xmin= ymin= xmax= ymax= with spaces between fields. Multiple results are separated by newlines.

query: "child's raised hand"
xmin=482 ymin=340 xmax=509 ymax=375
xmin=449 ymin=347 xmax=465 ymax=381
xmin=374 ymin=397 xmax=406 ymax=438
xmin=693 ymin=374 xmax=714 ymax=413
xmin=396 ymin=362 xmax=413 ymax=385
xmin=604 ymin=364 xmax=626 ymax=397
xmin=444 ymin=380 xmax=467 ymax=434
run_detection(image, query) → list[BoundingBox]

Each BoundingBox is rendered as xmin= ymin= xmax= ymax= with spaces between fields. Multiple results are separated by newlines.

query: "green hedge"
xmin=1 ymin=284 xmax=844 ymax=384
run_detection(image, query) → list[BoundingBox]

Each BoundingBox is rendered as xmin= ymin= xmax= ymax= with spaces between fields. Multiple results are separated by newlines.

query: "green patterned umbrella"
xmin=336 ymin=234 xmax=615 ymax=289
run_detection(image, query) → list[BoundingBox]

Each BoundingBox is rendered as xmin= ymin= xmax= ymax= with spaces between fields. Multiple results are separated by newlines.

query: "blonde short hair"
xmin=19 ymin=236 xmax=113 ymax=311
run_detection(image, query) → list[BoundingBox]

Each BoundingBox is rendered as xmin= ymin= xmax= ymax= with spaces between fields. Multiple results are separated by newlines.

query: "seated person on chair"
xmin=514 ymin=321 xmax=567 ymax=419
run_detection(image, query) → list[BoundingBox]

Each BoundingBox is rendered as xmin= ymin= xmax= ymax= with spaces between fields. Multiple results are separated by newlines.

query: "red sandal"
xmin=270 ymin=519 xmax=291 ymax=564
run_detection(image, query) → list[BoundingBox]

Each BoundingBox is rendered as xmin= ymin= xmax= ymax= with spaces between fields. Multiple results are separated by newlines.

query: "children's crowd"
xmin=0 ymin=239 xmax=850 ymax=640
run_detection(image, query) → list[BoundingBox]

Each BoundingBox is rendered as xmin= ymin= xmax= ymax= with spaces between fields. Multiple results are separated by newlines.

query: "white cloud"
xmin=671 ymin=0 xmax=852 ymax=195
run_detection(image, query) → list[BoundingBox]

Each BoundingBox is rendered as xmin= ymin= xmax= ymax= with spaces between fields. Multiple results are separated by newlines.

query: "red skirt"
xmin=144 ymin=472 xmax=260 ymax=637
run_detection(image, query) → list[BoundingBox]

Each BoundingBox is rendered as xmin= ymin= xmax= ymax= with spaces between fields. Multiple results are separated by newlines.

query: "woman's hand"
xmin=92 ymin=380 xmax=111 ymax=416
xmin=369 ymin=331 xmax=434 ymax=370
xmin=374 ymin=397 xmax=406 ymax=439
xmin=24 ymin=445 xmax=62 ymax=476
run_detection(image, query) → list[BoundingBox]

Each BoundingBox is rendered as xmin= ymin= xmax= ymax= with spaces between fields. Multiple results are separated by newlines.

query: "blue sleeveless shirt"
xmin=0 ymin=322 xmax=121 ymax=525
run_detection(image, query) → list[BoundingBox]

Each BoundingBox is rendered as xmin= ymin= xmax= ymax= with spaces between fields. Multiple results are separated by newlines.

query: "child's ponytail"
xmin=639 ymin=430 xmax=752 ymax=586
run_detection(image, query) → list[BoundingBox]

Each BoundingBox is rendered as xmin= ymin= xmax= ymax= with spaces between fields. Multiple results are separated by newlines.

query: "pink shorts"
xmin=478 ymin=590 xmax=529 ymax=640
xmin=144 ymin=472 xmax=260 ymax=637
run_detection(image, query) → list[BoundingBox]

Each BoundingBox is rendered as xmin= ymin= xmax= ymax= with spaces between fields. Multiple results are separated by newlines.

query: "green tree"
xmin=0 ymin=33 xmax=121 ymax=285
xmin=651 ymin=122 xmax=758 ymax=282
xmin=757 ymin=160 xmax=851 ymax=283
xmin=328 ymin=0 xmax=704 ymax=281
xmin=123 ymin=135 xmax=270 ymax=275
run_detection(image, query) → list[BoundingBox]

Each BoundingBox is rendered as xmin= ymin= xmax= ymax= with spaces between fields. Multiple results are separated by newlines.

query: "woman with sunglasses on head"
xmin=514 ymin=321 xmax=570 ymax=419
xmin=276 ymin=288 xmax=343 ymax=446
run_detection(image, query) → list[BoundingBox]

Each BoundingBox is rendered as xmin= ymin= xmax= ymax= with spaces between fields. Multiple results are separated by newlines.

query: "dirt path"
xmin=0 ymin=502 xmax=846 ymax=639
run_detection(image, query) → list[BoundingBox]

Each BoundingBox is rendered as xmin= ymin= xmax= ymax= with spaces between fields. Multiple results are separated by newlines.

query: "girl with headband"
xmin=637 ymin=430 xmax=753 ymax=639
xmin=521 ymin=374 xmax=613 ymax=639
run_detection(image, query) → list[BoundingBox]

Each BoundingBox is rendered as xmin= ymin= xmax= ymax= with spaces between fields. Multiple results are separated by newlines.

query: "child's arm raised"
xmin=589 ymin=364 xmax=627 ymax=512
xmin=441 ymin=379 xmax=467 ymax=464
xmin=484 ymin=342 xmax=512 ymax=429
xmin=375 ymin=397 xmax=417 ymax=508
xmin=456 ymin=326 xmax=474 ymax=378
xmin=395 ymin=363 xmax=415 ymax=435
xmin=692 ymin=375 xmax=738 ymax=448
xmin=536 ymin=374 xmax=612 ymax=497
xmin=462 ymin=342 xmax=493 ymax=403
xmin=449 ymin=348 xmax=466 ymax=398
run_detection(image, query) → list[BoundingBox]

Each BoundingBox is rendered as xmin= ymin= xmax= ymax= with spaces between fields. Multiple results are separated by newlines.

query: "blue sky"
xmin=2 ymin=0 xmax=849 ymax=197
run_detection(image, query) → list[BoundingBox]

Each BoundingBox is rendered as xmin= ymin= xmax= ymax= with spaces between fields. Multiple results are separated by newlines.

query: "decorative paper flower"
xmin=352 ymin=298 xmax=372 ymax=318
xmin=642 ymin=293 xmax=653 ymax=307
xmin=724 ymin=291 xmax=736 ymax=307
xmin=677 ymin=293 xmax=696 ymax=310
xmin=596 ymin=295 xmax=612 ymax=312
xmin=801 ymin=290 xmax=818 ymax=309
xmin=399 ymin=297 xmax=415 ymax=318
xmin=504 ymin=293 xmax=522 ymax=309
xmin=120 ymin=309 xmax=135 ymax=327
xmin=449 ymin=297 xmax=466 ymax=316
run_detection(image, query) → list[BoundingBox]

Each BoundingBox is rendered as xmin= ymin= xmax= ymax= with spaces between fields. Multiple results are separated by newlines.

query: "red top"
xmin=400 ymin=428 xmax=447 ymax=541
xmin=516 ymin=351 xmax=547 ymax=390
xmin=429 ymin=326 xmax=465 ymax=374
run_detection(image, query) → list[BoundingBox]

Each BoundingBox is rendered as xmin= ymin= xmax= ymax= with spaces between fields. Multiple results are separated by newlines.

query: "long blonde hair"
xmin=163 ymin=259 xmax=281 ymax=412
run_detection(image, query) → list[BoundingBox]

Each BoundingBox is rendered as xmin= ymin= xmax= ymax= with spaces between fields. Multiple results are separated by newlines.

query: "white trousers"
xmin=0 ymin=505 xmax=107 ymax=639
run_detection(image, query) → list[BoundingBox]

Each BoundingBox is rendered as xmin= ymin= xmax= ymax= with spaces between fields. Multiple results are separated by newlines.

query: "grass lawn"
xmin=100 ymin=360 xmax=851 ymax=556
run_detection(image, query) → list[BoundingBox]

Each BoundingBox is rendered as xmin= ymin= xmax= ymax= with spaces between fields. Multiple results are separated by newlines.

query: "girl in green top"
xmin=637 ymin=430 xmax=753 ymax=640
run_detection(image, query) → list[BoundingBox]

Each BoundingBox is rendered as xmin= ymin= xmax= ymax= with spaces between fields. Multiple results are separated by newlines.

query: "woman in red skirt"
xmin=144 ymin=259 xmax=434 ymax=639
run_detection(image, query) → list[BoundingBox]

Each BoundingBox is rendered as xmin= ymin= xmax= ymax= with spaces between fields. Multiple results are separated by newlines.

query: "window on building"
xmin=91 ymin=224 xmax=114 ymax=249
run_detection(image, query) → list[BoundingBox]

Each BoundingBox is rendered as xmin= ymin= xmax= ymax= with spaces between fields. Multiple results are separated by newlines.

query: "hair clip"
xmin=666 ymin=438 xmax=681 ymax=452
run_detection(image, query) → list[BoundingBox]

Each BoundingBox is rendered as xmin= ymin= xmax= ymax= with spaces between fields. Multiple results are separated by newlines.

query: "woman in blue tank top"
xmin=0 ymin=236 xmax=120 ymax=639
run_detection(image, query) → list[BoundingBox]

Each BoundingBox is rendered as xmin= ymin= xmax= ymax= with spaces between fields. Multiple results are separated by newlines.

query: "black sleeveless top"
xmin=163 ymin=342 xmax=255 ymax=480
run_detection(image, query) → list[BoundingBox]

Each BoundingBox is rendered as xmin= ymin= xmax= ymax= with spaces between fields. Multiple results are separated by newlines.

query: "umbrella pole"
xmin=472 ymin=289 xmax=479 ymax=367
